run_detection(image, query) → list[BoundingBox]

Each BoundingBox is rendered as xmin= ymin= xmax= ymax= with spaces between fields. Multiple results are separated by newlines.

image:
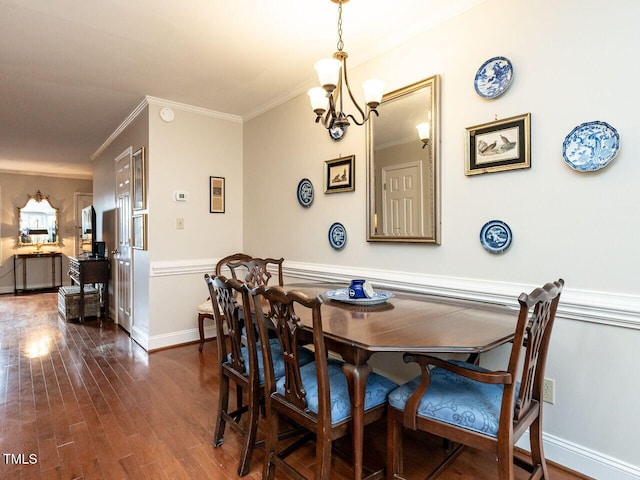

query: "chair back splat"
xmin=249 ymin=284 xmax=397 ymax=480
xmin=228 ymin=257 xmax=285 ymax=287
xmin=386 ymin=279 xmax=564 ymax=480
xmin=198 ymin=253 xmax=253 ymax=352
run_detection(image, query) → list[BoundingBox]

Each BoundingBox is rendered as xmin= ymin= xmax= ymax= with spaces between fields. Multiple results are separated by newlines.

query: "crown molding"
xmin=91 ymin=96 xmax=243 ymax=161
xmin=145 ymin=96 xmax=242 ymax=124
xmin=90 ymin=97 xmax=148 ymax=161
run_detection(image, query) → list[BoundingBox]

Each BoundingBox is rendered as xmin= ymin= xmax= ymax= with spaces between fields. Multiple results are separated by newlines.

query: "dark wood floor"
xmin=0 ymin=292 xmax=588 ymax=480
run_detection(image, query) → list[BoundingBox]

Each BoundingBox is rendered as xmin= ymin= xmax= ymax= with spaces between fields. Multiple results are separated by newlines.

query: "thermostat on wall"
xmin=174 ymin=190 xmax=189 ymax=202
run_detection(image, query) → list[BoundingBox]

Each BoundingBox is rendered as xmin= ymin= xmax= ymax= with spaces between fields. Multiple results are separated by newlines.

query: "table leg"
xmin=341 ymin=361 xmax=371 ymax=480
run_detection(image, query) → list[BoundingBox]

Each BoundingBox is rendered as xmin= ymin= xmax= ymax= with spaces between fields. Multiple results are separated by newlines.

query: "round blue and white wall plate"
xmin=474 ymin=56 xmax=513 ymax=99
xmin=479 ymin=220 xmax=512 ymax=254
xmin=328 ymin=222 xmax=347 ymax=250
xmin=562 ymin=121 xmax=619 ymax=172
xmin=297 ymin=178 xmax=314 ymax=207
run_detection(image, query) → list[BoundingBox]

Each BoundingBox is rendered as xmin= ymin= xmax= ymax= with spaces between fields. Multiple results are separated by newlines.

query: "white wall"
xmin=146 ymin=102 xmax=244 ymax=348
xmin=243 ymin=0 xmax=640 ymax=478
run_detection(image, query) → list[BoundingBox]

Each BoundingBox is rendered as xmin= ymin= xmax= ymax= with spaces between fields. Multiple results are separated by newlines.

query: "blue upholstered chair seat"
xmin=388 ymin=360 xmax=520 ymax=437
xmin=276 ymin=358 xmax=398 ymax=425
xmin=232 ymin=339 xmax=315 ymax=385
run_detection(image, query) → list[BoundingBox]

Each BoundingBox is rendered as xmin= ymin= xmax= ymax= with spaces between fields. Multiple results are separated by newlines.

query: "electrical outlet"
xmin=543 ymin=378 xmax=555 ymax=404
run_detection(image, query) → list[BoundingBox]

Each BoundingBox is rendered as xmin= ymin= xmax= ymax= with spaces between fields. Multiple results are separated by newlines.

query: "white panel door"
xmin=114 ymin=148 xmax=132 ymax=333
xmin=382 ymin=161 xmax=423 ymax=237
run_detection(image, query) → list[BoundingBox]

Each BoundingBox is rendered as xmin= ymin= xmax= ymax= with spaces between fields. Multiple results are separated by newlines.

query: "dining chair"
xmin=205 ymin=274 xmax=315 ymax=476
xmin=205 ymin=274 xmax=260 ymax=476
xmin=249 ymin=284 xmax=398 ymax=480
xmin=198 ymin=253 xmax=253 ymax=352
xmin=227 ymin=257 xmax=285 ymax=288
xmin=386 ymin=279 xmax=564 ymax=480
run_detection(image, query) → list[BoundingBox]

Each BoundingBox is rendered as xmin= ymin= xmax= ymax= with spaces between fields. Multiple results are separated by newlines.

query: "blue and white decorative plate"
xmin=328 ymin=222 xmax=347 ymax=250
xmin=297 ymin=178 xmax=314 ymax=207
xmin=323 ymin=288 xmax=395 ymax=305
xmin=479 ymin=220 xmax=512 ymax=254
xmin=474 ymin=56 xmax=513 ymax=99
xmin=562 ymin=121 xmax=620 ymax=172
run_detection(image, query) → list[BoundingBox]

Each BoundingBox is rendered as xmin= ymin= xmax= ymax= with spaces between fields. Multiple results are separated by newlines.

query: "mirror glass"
xmin=367 ymin=75 xmax=440 ymax=243
xmin=18 ymin=191 xmax=59 ymax=247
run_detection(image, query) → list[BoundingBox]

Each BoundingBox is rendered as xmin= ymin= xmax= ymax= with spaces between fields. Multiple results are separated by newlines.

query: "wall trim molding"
xmin=518 ymin=432 xmax=640 ymax=480
xmin=90 ymin=96 xmax=243 ymax=161
xmin=148 ymin=258 xmax=640 ymax=330
xmin=282 ymin=261 xmax=640 ymax=331
xmin=145 ymin=96 xmax=243 ymax=123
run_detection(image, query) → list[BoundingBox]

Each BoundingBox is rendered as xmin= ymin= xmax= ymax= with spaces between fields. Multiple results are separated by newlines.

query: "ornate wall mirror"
xmin=367 ymin=75 xmax=440 ymax=243
xmin=18 ymin=191 xmax=59 ymax=248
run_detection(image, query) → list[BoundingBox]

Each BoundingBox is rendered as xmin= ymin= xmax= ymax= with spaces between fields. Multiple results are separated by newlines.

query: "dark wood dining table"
xmin=285 ymin=282 xmax=519 ymax=480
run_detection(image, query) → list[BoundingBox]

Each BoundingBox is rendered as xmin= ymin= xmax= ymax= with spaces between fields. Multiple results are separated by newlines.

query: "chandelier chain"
xmin=336 ymin=1 xmax=344 ymax=52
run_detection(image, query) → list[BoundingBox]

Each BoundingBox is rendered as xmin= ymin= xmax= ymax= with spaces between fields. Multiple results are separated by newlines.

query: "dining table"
xmin=284 ymin=282 xmax=519 ymax=480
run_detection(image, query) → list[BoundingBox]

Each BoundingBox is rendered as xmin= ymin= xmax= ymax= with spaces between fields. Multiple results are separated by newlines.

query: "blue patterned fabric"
xmin=276 ymin=358 xmax=398 ymax=425
xmin=231 ymin=340 xmax=315 ymax=385
xmin=388 ymin=360 xmax=519 ymax=437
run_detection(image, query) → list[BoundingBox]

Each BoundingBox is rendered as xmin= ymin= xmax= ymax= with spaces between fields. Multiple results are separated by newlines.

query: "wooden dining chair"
xmin=386 ymin=279 xmax=564 ymax=480
xmin=249 ymin=284 xmax=398 ymax=480
xmin=205 ymin=274 xmax=261 ymax=476
xmin=198 ymin=253 xmax=253 ymax=352
xmin=228 ymin=257 xmax=285 ymax=288
xmin=205 ymin=274 xmax=315 ymax=476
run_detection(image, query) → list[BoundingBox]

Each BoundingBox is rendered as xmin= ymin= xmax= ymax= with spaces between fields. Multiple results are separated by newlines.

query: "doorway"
xmin=114 ymin=147 xmax=133 ymax=333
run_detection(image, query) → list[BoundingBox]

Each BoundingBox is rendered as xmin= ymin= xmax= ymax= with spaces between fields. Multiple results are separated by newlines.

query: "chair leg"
xmin=497 ymin=443 xmax=515 ymax=480
xmin=213 ymin=373 xmax=229 ymax=447
xmin=529 ymin=416 xmax=550 ymax=479
xmin=198 ymin=313 xmax=207 ymax=352
xmin=264 ymin=407 xmax=279 ymax=480
xmin=233 ymin=385 xmax=244 ymax=422
xmin=315 ymin=432 xmax=332 ymax=480
xmin=386 ymin=410 xmax=403 ymax=480
xmin=237 ymin=387 xmax=261 ymax=476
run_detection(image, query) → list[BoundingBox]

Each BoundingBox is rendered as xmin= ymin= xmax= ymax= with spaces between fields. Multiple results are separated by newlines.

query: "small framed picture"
xmin=132 ymin=147 xmax=146 ymax=210
xmin=132 ymin=214 xmax=147 ymax=250
xmin=324 ymin=155 xmax=355 ymax=193
xmin=465 ymin=113 xmax=531 ymax=176
xmin=210 ymin=176 xmax=225 ymax=213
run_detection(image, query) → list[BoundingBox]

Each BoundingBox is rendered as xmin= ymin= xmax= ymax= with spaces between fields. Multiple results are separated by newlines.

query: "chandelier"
xmin=308 ymin=0 xmax=385 ymax=134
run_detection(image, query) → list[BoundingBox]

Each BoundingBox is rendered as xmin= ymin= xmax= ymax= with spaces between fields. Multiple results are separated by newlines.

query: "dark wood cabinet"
xmin=68 ymin=256 xmax=109 ymax=321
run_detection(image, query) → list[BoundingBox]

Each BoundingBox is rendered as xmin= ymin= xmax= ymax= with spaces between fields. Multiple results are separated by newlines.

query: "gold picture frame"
xmin=132 ymin=147 xmax=146 ymax=210
xmin=132 ymin=214 xmax=147 ymax=250
xmin=324 ymin=155 xmax=355 ymax=193
xmin=465 ymin=113 xmax=531 ymax=175
xmin=210 ymin=176 xmax=225 ymax=213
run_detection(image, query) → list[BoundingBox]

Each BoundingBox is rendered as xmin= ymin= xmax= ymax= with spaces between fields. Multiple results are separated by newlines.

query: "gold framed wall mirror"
xmin=18 ymin=190 xmax=59 ymax=248
xmin=366 ymin=75 xmax=440 ymax=243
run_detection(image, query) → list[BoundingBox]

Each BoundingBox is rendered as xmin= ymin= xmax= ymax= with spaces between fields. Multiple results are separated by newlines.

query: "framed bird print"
xmin=324 ymin=155 xmax=355 ymax=193
xmin=465 ymin=113 xmax=530 ymax=175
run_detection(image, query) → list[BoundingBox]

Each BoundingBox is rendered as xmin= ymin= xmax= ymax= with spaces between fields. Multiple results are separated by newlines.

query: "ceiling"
xmin=0 ymin=0 xmax=483 ymax=179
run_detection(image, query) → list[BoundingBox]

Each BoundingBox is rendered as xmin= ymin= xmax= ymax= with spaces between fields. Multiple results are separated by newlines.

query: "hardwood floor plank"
xmin=0 ymin=292 xmax=590 ymax=480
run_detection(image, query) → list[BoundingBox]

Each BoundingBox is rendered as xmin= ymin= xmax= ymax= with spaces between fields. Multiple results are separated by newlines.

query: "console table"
xmin=14 ymin=252 xmax=63 ymax=294
xmin=68 ymin=256 xmax=109 ymax=321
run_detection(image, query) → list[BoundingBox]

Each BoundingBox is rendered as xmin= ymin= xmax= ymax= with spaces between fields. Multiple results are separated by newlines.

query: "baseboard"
xmin=147 ymin=325 xmax=217 ymax=352
xmin=517 ymin=432 xmax=640 ymax=480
